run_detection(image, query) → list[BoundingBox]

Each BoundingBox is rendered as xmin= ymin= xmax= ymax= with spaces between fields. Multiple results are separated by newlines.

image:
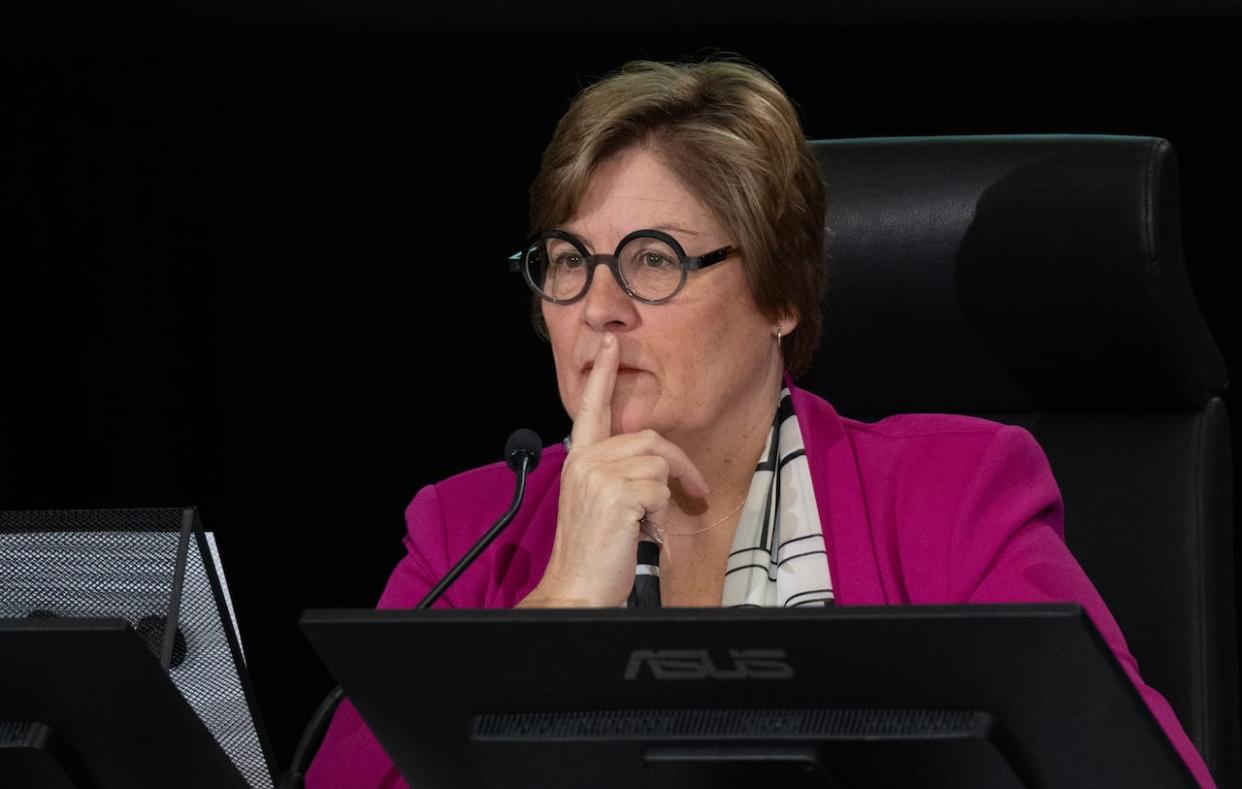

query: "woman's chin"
xmin=609 ymin=409 xmax=648 ymax=437
xmin=609 ymin=401 xmax=666 ymax=438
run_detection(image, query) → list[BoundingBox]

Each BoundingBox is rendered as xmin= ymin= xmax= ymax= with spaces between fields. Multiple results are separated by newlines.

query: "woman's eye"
xmin=554 ymin=253 xmax=585 ymax=269
xmin=640 ymin=252 xmax=673 ymax=269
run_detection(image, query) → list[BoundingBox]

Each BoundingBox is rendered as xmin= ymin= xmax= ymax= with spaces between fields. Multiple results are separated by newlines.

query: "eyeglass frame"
xmin=508 ymin=228 xmax=735 ymax=305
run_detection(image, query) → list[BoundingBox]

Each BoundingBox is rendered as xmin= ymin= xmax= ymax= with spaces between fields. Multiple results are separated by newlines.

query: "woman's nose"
xmin=581 ymin=259 xmax=638 ymax=332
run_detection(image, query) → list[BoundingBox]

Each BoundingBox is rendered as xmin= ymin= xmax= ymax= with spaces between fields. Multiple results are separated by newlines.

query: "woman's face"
xmin=543 ymin=146 xmax=790 ymax=445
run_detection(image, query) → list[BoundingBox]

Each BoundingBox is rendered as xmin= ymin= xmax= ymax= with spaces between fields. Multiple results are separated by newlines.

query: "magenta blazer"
xmin=307 ymin=385 xmax=1214 ymax=788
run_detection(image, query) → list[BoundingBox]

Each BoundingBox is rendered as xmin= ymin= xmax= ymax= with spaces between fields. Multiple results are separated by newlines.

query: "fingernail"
xmin=603 ymin=333 xmax=616 ymax=348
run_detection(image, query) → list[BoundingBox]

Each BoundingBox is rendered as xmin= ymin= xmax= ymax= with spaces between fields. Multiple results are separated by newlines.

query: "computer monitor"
xmin=301 ymin=604 xmax=1195 ymax=788
xmin=0 ymin=618 xmax=251 ymax=789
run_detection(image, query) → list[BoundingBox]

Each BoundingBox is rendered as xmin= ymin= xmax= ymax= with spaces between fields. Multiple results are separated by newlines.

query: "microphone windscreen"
xmin=504 ymin=428 xmax=543 ymax=473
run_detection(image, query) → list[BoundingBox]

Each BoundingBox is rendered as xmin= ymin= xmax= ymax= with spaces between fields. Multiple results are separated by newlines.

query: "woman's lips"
xmin=581 ymin=363 xmax=645 ymax=375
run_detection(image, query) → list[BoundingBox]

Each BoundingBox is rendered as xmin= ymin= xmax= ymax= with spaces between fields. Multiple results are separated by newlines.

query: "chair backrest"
xmin=807 ymin=135 xmax=1239 ymax=787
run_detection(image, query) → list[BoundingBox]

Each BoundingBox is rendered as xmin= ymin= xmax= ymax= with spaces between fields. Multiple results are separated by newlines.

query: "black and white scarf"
xmin=627 ymin=388 xmax=834 ymax=608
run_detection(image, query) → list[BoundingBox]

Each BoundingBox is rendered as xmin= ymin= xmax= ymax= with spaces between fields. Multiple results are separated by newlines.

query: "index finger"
xmin=570 ymin=332 xmax=619 ymax=447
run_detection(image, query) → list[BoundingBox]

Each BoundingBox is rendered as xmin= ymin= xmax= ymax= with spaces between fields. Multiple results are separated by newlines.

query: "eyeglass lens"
xmin=527 ymin=235 xmax=685 ymax=302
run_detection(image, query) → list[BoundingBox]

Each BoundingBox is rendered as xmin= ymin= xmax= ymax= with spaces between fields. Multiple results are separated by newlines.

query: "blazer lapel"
xmin=790 ymin=382 xmax=890 ymax=605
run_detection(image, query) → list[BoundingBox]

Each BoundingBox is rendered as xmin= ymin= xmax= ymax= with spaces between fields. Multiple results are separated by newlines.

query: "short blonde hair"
xmin=529 ymin=58 xmax=826 ymax=378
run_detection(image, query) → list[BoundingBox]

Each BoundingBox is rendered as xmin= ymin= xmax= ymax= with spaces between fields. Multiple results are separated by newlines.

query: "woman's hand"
xmin=518 ymin=332 xmax=709 ymax=607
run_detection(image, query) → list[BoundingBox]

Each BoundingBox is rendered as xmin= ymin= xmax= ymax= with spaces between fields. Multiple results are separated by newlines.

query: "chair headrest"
xmin=804 ymin=135 xmax=1227 ymax=414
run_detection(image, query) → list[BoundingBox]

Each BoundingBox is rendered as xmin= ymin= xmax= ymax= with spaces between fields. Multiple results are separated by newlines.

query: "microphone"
xmin=416 ymin=428 xmax=542 ymax=609
xmin=279 ymin=429 xmax=542 ymax=789
xmin=504 ymin=428 xmax=542 ymax=473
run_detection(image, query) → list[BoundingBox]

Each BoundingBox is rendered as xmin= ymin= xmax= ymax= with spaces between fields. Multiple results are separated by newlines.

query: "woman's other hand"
xmin=518 ymin=332 xmax=709 ymax=607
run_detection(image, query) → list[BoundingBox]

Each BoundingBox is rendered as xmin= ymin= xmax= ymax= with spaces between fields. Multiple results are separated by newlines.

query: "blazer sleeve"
xmin=378 ymin=483 xmax=458 ymax=609
xmin=304 ymin=484 xmax=453 ymax=789
xmin=949 ymin=425 xmax=1215 ymax=788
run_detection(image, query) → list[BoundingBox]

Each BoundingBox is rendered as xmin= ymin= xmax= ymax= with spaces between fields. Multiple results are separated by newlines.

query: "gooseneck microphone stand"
xmin=277 ymin=429 xmax=542 ymax=789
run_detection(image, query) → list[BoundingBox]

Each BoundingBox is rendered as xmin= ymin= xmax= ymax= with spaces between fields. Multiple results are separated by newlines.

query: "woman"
xmin=307 ymin=59 xmax=1214 ymax=787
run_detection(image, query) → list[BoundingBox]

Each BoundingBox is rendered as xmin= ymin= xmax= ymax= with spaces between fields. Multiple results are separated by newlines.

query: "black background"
xmin=3 ymin=0 xmax=1240 ymax=771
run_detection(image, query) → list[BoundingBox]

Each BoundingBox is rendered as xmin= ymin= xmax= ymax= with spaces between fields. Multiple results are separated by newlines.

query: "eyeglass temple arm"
xmin=684 ymin=246 xmax=734 ymax=272
xmin=507 ymin=251 xmax=523 ymax=272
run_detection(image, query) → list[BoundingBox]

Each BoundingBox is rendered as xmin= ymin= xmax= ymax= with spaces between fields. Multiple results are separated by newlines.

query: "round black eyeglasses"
xmin=509 ymin=229 xmax=734 ymax=305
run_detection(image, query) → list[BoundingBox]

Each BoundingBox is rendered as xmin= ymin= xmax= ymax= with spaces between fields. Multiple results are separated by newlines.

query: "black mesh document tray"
xmin=0 ymin=507 xmax=274 ymax=788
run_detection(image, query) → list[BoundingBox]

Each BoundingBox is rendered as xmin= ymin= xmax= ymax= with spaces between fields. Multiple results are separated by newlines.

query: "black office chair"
xmin=807 ymin=135 xmax=1239 ymax=788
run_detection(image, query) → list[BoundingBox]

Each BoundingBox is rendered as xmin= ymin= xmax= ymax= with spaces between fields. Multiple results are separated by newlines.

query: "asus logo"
xmin=623 ymin=649 xmax=794 ymax=680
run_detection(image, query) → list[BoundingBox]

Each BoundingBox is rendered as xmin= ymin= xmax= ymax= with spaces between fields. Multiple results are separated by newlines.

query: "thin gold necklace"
xmin=655 ymin=496 xmax=747 ymax=539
